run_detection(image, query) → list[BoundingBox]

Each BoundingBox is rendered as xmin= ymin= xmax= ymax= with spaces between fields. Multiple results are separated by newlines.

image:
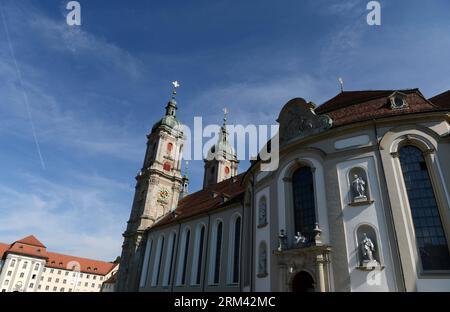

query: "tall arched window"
xmin=151 ymin=236 xmax=165 ymax=286
xmin=292 ymin=167 xmax=316 ymax=241
xmin=162 ymin=232 xmax=177 ymax=287
xmin=177 ymin=228 xmax=191 ymax=285
xmin=231 ymin=216 xmax=242 ymax=284
xmin=181 ymin=230 xmax=190 ymax=285
xmin=139 ymin=238 xmax=153 ymax=288
xmin=191 ymin=225 xmax=205 ymax=286
xmin=211 ymin=220 xmax=223 ymax=285
xmin=399 ymin=145 xmax=450 ymax=270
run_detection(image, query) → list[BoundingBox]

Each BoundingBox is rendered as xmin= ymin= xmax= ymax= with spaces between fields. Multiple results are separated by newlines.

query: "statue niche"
xmin=356 ymin=225 xmax=380 ymax=270
xmin=348 ymin=167 xmax=373 ymax=206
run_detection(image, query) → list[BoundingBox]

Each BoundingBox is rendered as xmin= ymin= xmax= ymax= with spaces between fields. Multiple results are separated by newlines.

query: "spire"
xmin=220 ymin=107 xmax=228 ymax=143
xmin=183 ymin=160 xmax=189 ymax=179
xmin=165 ymin=81 xmax=180 ymax=117
xmin=180 ymin=161 xmax=189 ymax=199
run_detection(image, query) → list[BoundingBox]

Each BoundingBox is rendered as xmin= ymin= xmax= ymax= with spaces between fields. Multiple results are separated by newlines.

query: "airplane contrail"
xmin=0 ymin=1 xmax=46 ymax=169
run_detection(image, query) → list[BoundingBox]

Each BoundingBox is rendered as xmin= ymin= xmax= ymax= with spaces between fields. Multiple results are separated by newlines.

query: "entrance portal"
xmin=292 ymin=271 xmax=315 ymax=292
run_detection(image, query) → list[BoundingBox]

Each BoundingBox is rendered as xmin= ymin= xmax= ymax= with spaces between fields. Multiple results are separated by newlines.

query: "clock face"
xmin=159 ymin=188 xmax=169 ymax=201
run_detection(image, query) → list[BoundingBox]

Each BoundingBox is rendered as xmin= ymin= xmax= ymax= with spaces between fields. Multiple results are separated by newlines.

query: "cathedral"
xmin=116 ymin=85 xmax=450 ymax=292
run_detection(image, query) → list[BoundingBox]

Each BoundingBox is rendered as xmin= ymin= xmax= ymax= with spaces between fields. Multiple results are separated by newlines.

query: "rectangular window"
xmin=7 ymin=271 xmax=12 ymax=276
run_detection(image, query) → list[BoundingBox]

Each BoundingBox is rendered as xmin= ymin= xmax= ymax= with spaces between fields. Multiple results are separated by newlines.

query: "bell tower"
xmin=203 ymin=108 xmax=239 ymax=187
xmin=117 ymin=81 xmax=185 ymax=291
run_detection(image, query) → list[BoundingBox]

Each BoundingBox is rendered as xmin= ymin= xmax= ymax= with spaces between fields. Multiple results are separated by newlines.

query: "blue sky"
xmin=0 ymin=0 xmax=450 ymax=261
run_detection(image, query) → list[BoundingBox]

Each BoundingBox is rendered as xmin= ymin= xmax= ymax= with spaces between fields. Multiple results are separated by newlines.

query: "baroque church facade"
xmin=116 ymin=86 xmax=450 ymax=292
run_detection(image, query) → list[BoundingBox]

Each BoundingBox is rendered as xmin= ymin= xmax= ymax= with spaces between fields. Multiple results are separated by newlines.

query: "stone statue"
xmin=360 ymin=233 xmax=376 ymax=263
xmin=259 ymin=248 xmax=267 ymax=275
xmin=352 ymin=174 xmax=367 ymax=200
xmin=294 ymin=232 xmax=307 ymax=247
xmin=259 ymin=202 xmax=267 ymax=226
xmin=278 ymin=229 xmax=288 ymax=251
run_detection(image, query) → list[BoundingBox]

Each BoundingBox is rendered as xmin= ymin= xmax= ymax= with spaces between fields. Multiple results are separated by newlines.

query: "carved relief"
xmin=277 ymin=98 xmax=332 ymax=145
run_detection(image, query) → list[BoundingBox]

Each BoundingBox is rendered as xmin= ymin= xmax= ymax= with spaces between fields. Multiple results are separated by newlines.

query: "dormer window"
xmin=389 ymin=92 xmax=408 ymax=110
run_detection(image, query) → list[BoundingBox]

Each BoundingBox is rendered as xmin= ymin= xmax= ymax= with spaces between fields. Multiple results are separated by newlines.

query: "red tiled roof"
xmin=429 ymin=90 xmax=450 ymax=108
xmin=45 ymin=252 xmax=117 ymax=275
xmin=315 ymin=89 xmax=442 ymax=127
xmin=0 ymin=243 xmax=9 ymax=259
xmin=151 ymin=173 xmax=245 ymax=229
xmin=15 ymin=235 xmax=46 ymax=248
xmin=8 ymin=241 xmax=49 ymax=259
xmin=0 ymin=236 xmax=116 ymax=276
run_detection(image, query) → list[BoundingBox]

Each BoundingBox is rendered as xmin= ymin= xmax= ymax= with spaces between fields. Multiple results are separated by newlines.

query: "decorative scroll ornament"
xmin=277 ymin=98 xmax=332 ymax=145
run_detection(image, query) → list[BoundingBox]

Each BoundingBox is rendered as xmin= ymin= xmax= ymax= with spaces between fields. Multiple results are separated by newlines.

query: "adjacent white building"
xmin=0 ymin=235 xmax=118 ymax=292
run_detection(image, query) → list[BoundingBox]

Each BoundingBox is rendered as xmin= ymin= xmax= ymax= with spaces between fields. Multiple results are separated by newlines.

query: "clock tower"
xmin=116 ymin=82 xmax=185 ymax=291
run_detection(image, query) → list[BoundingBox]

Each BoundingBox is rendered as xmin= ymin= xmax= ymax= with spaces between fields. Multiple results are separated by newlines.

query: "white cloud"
xmin=0 ymin=171 xmax=131 ymax=261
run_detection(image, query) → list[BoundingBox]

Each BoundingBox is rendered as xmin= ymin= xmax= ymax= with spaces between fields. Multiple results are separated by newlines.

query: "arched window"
xmin=231 ymin=216 xmax=242 ymax=284
xmin=167 ymin=142 xmax=173 ymax=153
xmin=258 ymin=197 xmax=267 ymax=227
xmin=34 ymin=263 xmax=39 ymax=271
xmin=181 ymin=230 xmax=190 ymax=285
xmin=151 ymin=236 xmax=165 ymax=286
xmin=399 ymin=145 xmax=450 ymax=270
xmin=139 ymin=238 xmax=153 ymax=288
xmin=10 ymin=259 xmax=16 ymax=267
xmin=177 ymin=228 xmax=190 ymax=285
xmin=292 ymin=167 xmax=316 ymax=241
xmin=162 ymin=232 xmax=177 ymax=287
xmin=191 ymin=225 xmax=206 ymax=285
xmin=257 ymin=241 xmax=268 ymax=277
xmin=210 ymin=220 xmax=223 ymax=284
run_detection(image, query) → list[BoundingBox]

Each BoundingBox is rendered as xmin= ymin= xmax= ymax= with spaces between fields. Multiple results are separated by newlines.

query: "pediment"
xmin=277 ymin=98 xmax=333 ymax=145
